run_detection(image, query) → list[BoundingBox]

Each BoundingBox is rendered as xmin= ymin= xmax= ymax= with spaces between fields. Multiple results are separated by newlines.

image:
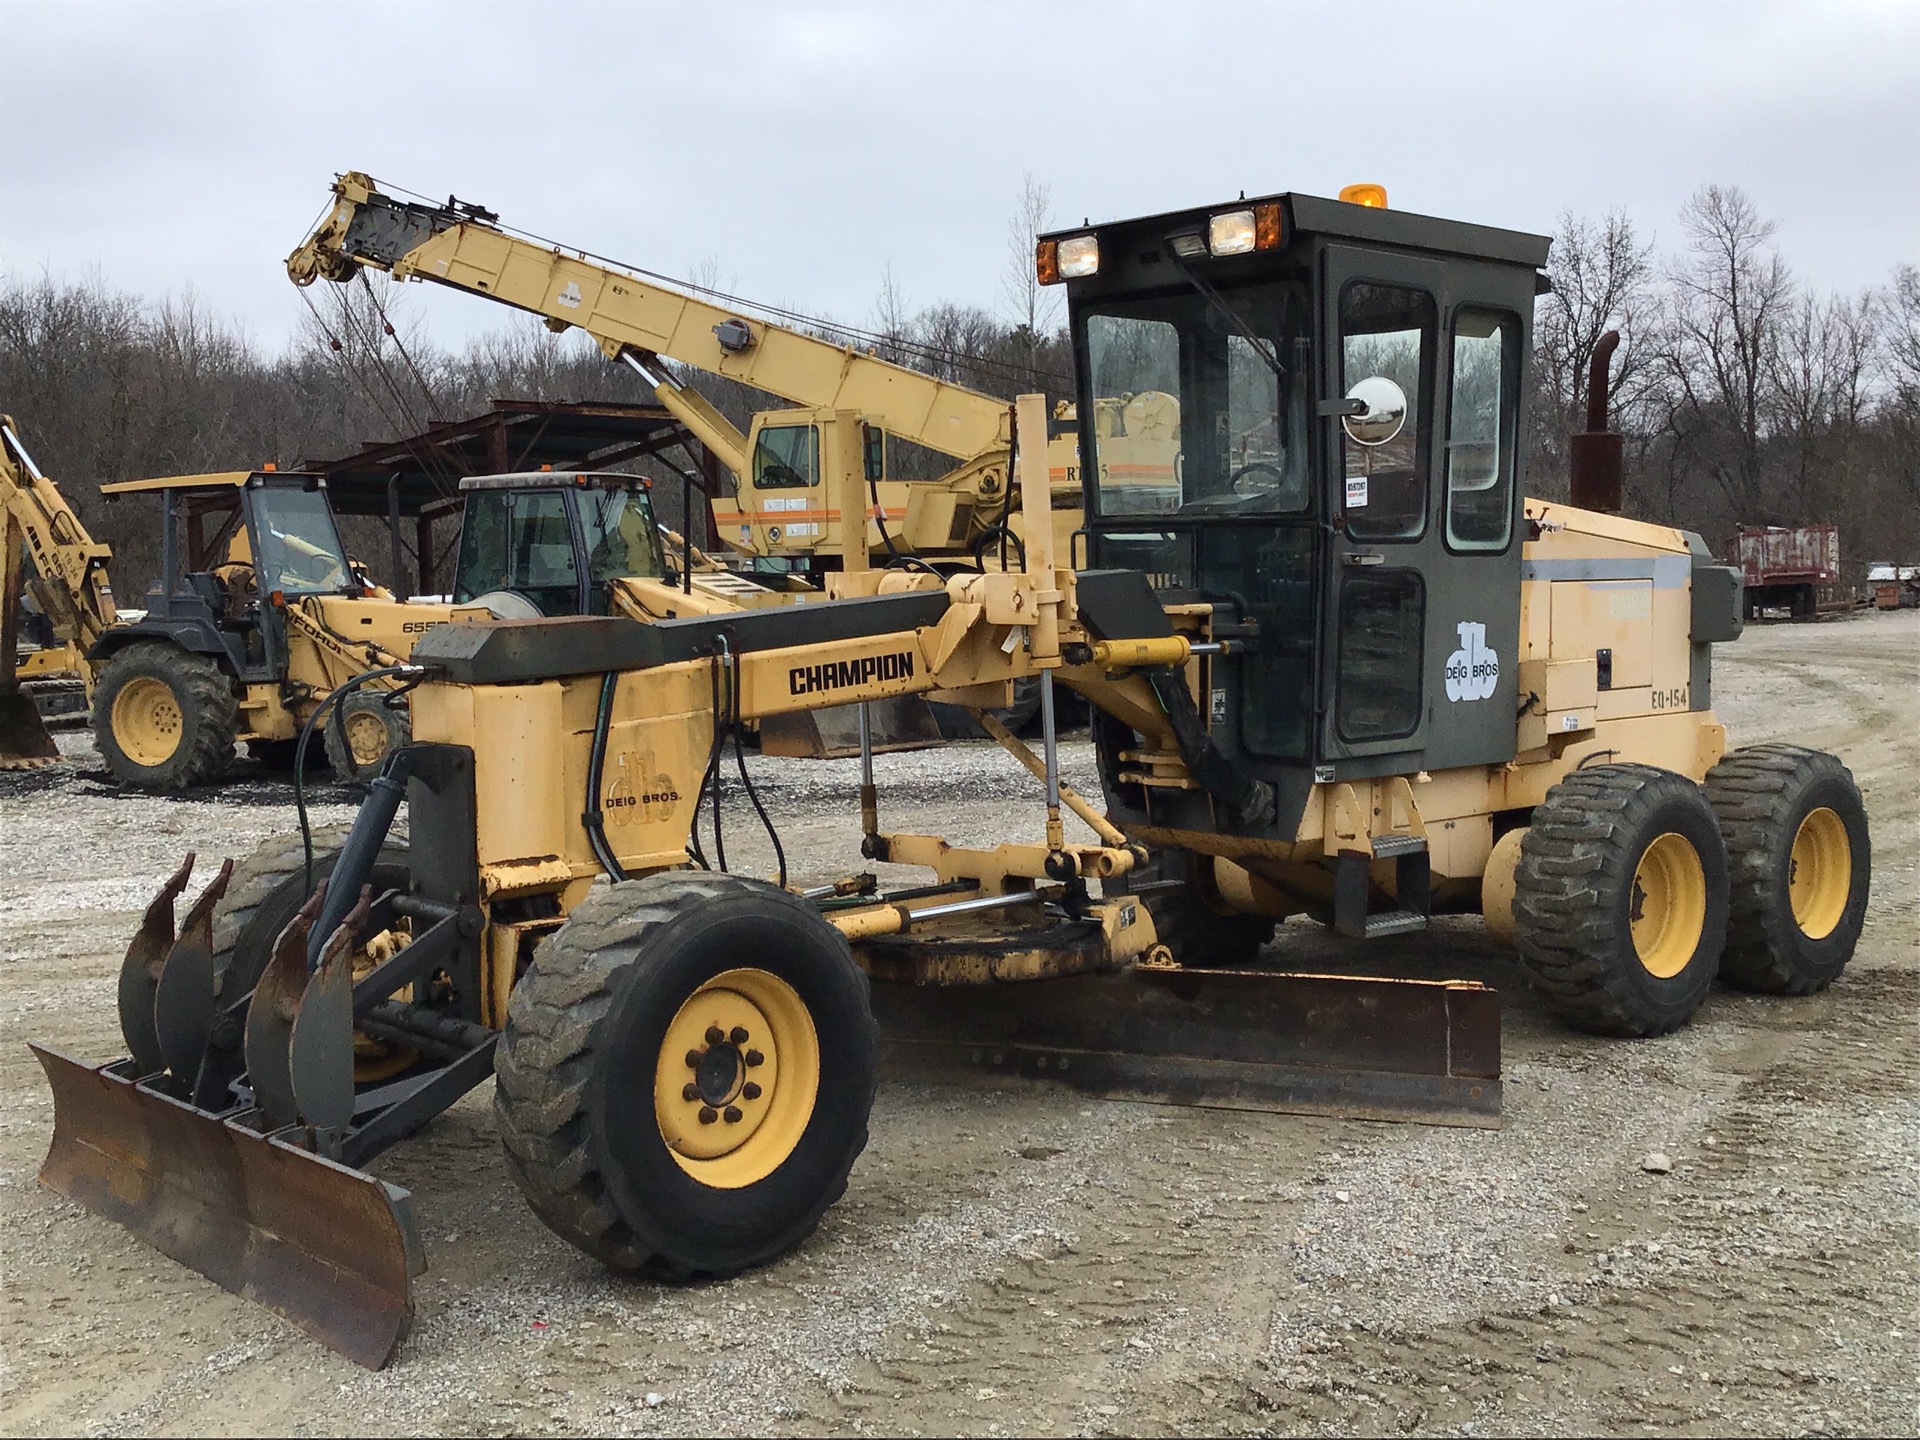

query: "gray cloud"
xmin=3 ymin=0 xmax=1913 ymax=351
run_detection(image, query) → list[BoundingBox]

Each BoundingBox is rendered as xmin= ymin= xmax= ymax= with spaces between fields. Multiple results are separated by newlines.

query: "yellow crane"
xmin=287 ymin=174 xmax=1169 ymax=577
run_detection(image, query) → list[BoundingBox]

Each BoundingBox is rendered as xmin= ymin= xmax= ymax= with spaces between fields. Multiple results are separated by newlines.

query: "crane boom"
xmin=288 ymin=173 xmax=1011 ymax=465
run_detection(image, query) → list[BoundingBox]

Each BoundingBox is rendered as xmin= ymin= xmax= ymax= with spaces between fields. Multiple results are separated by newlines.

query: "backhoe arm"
xmin=1 ymin=418 xmax=117 ymax=652
xmin=288 ymin=173 xmax=1011 ymax=466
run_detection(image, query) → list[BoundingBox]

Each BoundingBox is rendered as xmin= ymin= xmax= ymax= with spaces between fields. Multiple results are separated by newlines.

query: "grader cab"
xmin=32 ymin=187 xmax=1870 ymax=1369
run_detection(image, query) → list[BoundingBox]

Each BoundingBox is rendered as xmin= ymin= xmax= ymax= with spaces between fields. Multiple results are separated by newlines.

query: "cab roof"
xmin=99 ymin=469 xmax=321 ymax=496
xmin=457 ymin=471 xmax=649 ymax=492
xmin=1042 ymin=189 xmax=1551 ymax=271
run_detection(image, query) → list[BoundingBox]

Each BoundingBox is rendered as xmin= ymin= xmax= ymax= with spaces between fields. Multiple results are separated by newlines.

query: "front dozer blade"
xmin=873 ymin=966 xmax=1501 ymax=1127
xmin=0 ymin=690 xmax=59 ymax=769
xmin=31 ymin=1043 xmax=424 ymax=1369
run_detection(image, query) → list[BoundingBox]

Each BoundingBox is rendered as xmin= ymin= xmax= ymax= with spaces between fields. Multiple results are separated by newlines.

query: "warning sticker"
xmin=1345 ymin=475 xmax=1369 ymax=508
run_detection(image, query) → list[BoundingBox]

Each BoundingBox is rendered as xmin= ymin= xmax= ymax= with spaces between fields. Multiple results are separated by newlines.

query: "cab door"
xmin=1316 ymin=245 xmax=1525 ymax=775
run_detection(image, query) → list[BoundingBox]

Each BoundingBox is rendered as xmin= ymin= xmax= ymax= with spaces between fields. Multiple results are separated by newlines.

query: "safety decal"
xmin=557 ymin=281 xmax=583 ymax=309
xmin=1444 ymin=621 xmax=1500 ymax=702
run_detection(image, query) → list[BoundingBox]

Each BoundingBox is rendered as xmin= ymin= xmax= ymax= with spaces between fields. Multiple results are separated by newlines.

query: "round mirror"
xmin=1341 ymin=376 xmax=1409 ymax=447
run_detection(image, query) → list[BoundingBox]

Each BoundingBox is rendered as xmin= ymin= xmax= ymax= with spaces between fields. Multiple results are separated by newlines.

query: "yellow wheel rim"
xmin=1630 ymin=832 xmax=1707 ymax=979
xmin=653 ymin=966 xmax=818 ymax=1190
xmin=344 ymin=710 xmax=389 ymax=767
xmin=351 ymin=928 xmax=417 ymax=1081
xmin=1788 ymin=807 xmax=1851 ymax=940
xmin=111 ymin=676 xmax=184 ymax=767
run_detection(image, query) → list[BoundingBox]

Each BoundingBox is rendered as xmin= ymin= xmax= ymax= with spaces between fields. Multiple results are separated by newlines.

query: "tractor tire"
xmin=494 ymin=871 xmax=876 ymax=1278
xmin=1704 ymin=744 xmax=1870 ymax=994
xmin=210 ymin=825 xmax=413 ymax=998
xmin=1130 ymin=850 xmax=1274 ymax=967
xmin=1511 ymin=764 xmax=1729 ymax=1037
xmin=91 ymin=642 xmax=237 ymax=790
xmin=323 ymin=692 xmax=410 ymax=782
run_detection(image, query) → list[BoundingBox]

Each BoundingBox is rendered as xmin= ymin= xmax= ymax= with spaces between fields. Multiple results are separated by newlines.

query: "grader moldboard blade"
xmin=873 ymin=965 xmax=1502 ymax=1127
xmin=32 ymin=870 xmax=425 ymax=1370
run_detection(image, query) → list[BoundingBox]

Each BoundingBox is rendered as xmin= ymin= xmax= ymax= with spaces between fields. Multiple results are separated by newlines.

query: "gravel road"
xmin=1 ymin=611 xmax=1914 ymax=1437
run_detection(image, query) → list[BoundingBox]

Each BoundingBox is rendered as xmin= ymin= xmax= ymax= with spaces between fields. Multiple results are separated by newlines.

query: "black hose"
xmin=583 ymin=671 xmax=628 ymax=881
xmin=970 ymin=524 xmax=1026 ymax=573
xmin=724 ymin=647 xmax=788 ymax=890
xmin=293 ymin=664 xmax=421 ymax=894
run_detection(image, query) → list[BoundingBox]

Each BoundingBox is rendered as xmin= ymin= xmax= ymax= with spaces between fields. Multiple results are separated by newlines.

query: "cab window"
xmin=580 ymin=487 xmax=666 ymax=609
xmin=753 ymin=425 xmax=819 ymax=488
xmin=1340 ymin=283 xmax=1435 ymax=541
xmin=250 ymin=485 xmax=351 ymax=593
xmin=451 ymin=490 xmax=581 ymax=615
xmin=1444 ymin=309 xmax=1520 ymax=551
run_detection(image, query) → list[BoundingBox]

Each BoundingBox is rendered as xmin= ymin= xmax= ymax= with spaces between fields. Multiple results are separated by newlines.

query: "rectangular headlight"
xmin=1208 ymin=209 xmax=1257 ymax=256
xmin=1167 ymin=231 xmax=1207 ymax=260
xmin=1058 ymin=233 xmax=1100 ymax=279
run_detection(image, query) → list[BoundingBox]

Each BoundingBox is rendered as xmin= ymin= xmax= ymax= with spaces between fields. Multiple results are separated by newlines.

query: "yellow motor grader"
xmin=33 ymin=187 xmax=1870 ymax=1370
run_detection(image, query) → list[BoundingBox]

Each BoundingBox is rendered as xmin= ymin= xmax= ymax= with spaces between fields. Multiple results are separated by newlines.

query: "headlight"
xmin=1208 ymin=209 xmax=1257 ymax=256
xmin=1167 ymin=231 xmax=1208 ymax=260
xmin=1058 ymin=234 xmax=1100 ymax=278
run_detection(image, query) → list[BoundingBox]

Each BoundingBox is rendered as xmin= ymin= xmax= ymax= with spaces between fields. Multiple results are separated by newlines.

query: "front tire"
xmin=1705 ymin=744 xmax=1870 ymax=994
xmin=494 ymin=872 xmax=876 ymax=1278
xmin=1512 ymin=764 xmax=1729 ymax=1037
xmin=91 ymin=641 xmax=236 ymax=789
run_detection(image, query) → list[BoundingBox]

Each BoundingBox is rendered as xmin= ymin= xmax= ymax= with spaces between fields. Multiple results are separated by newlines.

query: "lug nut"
xmin=697 ymin=1106 xmax=718 ymax=1125
xmin=741 ymin=1082 xmax=762 ymax=1101
xmin=682 ymin=1083 xmax=700 ymax=1102
xmin=723 ymin=1106 xmax=743 ymax=1124
xmin=729 ymin=1025 xmax=749 ymax=1044
xmin=745 ymin=1049 xmax=765 ymax=1067
xmin=685 ymin=1049 xmax=703 ymax=1069
xmin=705 ymin=1025 xmax=726 ymax=1046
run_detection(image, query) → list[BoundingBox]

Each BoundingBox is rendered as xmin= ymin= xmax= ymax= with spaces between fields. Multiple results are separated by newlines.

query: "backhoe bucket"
xmin=874 ymin=966 xmax=1501 ymax=1127
xmin=31 ymin=1044 xmax=424 ymax=1369
xmin=759 ymin=697 xmax=944 ymax=758
xmin=0 ymin=691 xmax=59 ymax=770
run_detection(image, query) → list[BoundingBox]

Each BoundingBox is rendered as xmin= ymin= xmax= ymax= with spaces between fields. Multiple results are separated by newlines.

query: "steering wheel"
xmin=297 ymin=552 xmax=345 ymax=587
xmin=1229 ymin=461 xmax=1286 ymax=496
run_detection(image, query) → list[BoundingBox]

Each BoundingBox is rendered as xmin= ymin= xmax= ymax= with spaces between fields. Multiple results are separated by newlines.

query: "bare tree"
xmin=1532 ymin=210 xmax=1659 ymax=498
xmin=999 ymin=173 xmax=1059 ymax=387
xmin=1657 ymin=184 xmax=1796 ymax=524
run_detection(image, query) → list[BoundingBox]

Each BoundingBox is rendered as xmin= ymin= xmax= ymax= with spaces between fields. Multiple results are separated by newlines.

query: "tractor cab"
xmin=1044 ymin=189 xmax=1547 ymax=834
xmin=450 ymin=472 xmax=666 ymax=618
xmin=97 ymin=469 xmax=365 ymax=681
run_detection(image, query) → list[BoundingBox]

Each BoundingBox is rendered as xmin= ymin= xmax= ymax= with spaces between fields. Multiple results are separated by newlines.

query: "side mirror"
xmin=1340 ymin=376 xmax=1409 ymax=447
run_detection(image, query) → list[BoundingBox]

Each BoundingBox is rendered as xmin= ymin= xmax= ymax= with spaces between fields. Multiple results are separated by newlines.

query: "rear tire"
xmin=494 ymin=872 xmax=876 ymax=1278
xmin=323 ymin=692 xmax=410 ymax=781
xmin=91 ymin=641 xmax=236 ymax=789
xmin=1705 ymin=744 xmax=1870 ymax=994
xmin=1512 ymin=764 xmax=1728 ymax=1037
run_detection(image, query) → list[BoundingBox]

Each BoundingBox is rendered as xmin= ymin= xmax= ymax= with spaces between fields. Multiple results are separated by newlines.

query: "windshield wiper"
xmin=1165 ymin=249 xmax=1288 ymax=383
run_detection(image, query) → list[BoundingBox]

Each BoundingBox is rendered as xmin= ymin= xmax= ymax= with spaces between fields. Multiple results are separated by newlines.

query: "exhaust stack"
xmin=1569 ymin=329 xmax=1623 ymax=513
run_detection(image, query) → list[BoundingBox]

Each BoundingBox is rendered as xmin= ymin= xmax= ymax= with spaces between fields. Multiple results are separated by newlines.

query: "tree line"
xmin=2 ymin=181 xmax=1912 ymax=598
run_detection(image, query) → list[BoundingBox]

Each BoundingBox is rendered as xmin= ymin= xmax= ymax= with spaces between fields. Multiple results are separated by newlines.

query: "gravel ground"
xmin=1 ymin=610 xmax=1914 ymax=1437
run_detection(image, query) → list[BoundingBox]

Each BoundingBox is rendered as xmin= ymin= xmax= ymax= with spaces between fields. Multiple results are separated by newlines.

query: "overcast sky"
xmin=3 ymin=0 xmax=1914 ymax=355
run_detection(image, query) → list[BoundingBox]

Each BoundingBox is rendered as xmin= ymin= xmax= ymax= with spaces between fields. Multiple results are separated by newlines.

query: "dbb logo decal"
xmin=1445 ymin=621 xmax=1499 ymax=702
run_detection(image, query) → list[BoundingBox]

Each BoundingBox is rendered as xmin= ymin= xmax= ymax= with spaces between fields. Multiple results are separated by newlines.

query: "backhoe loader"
xmin=34 ymin=186 xmax=1870 ymax=1372
xmin=3 ymin=417 xmax=819 ymax=783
